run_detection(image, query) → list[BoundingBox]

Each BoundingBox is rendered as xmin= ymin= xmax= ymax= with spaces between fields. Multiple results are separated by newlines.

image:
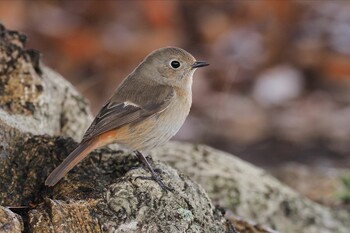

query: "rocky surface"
xmin=0 ymin=206 xmax=23 ymax=233
xmin=0 ymin=24 xmax=234 ymax=233
xmin=28 ymin=152 xmax=233 ymax=233
xmin=0 ymin=24 xmax=91 ymax=143
xmin=1 ymin=23 xmax=350 ymax=233
xmin=273 ymin=163 xmax=350 ymax=208
xmin=152 ymin=143 xmax=350 ymax=233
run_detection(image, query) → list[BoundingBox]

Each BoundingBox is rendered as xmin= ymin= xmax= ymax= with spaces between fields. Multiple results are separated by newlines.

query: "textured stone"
xmin=0 ymin=206 xmax=23 ymax=233
xmin=28 ymin=148 xmax=233 ymax=233
xmin=1 ymin=23 xmax=349 ymax=233
xmin=152 ymin=143 xmax=350 ymax=233
xmin=0 ymin=23 xmax=92 ymax=144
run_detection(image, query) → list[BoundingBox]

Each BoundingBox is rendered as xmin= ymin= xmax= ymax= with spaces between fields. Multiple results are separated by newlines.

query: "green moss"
xmin=337 ymin=175 xmax=350 ymax=204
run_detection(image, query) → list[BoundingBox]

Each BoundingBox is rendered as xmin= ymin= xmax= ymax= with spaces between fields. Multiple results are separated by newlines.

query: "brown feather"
xmin=82 ymin=85 xmax=174 ymax=142
xmin=45 ymin=139 xmax=98 ymax=186
xmin=45 ymin=47 xmax=204 ymax=186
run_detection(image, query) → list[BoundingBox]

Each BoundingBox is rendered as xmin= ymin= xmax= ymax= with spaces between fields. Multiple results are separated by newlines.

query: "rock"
xmin=1 ymin=131 xmax=234 ymax=232
xmin=1 ymin=136 xmax=73 ymax=206
xmin=0 ymin=23 xmax=234 ymax=233
xmin=226 ymin=213 xmax=280 ymax=233
xmin=273 ymin=163 xmax=350 ymax=207
xmin=0 ymin=23 xmax=90 ymax=207
xmin=1 ymin=23 xmax=349 ymax=233
xmin=0 ymin=23 xmax=92 ymax=145
xmin=0 ymin=206 xmax=23 ymax=233
xmin=152 ymin=142 xmax=350 ymax=233
xmin=27 ymin=149 xmax=233 ymax=233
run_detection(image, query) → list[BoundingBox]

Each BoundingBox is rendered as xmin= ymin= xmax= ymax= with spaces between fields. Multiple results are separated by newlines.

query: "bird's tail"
xmin=45 ymin=139 xmax=98 ymax=186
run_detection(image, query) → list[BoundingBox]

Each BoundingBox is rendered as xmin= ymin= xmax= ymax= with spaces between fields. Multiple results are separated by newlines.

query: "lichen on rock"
xmin=0 ymin=24 xmax=92 ymax=141
xmin=0 ymin=24 xmax=43 ymax=115
xmin=1 ymin=22 xmax=349 ymax=233
xmin=27 ymin=149 xmax=234 ymax=233
xmin=0 ymin=206 xmax=23 ymax=233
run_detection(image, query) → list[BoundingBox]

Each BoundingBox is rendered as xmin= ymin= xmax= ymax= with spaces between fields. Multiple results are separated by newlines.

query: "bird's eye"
xmin=170 ymin=60 xmax=181 ymax=69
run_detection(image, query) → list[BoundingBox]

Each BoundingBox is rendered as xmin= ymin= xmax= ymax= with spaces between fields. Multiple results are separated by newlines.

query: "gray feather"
xmin=82 ymin=78 xmax=174 ymax=142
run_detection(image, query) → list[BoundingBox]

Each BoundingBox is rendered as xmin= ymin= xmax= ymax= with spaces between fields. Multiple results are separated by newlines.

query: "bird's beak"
xmin=192 ymin=61 xmax=209 ymax=69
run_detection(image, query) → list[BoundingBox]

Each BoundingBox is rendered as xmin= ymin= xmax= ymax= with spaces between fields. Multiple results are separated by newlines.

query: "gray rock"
xmin=0 ymin=23 xmax=91 ymax=144
xmin=28 ymin=153 xmax=233 ymax=233
xmin=152 ymin=142 xmax=350 ymax=233
xmin=0 ymin=206 xmax=23 ymax=233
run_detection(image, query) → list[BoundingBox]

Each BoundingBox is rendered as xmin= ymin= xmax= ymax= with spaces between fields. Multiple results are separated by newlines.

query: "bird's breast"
xmin=115 ymin=90 xmax=192 ymax=151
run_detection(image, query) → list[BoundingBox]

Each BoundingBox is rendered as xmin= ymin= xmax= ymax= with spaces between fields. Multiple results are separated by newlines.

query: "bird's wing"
xmin=82 ymin=88 xmax=175 ymax=142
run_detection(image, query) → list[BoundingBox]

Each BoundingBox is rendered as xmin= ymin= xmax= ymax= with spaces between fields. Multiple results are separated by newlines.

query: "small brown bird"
xmin=45 ymin=47 xmax=209 ymax=190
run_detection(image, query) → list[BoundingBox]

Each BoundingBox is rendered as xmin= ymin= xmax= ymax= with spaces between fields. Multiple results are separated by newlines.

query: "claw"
xmin=135 ymin=172 xmax=174 ymax=192
xmin=134 ymin=151 xmax=174 ymax=192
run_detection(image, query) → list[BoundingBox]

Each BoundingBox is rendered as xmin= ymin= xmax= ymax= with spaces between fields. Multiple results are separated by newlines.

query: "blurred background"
xmin=1 ymin=0 xmax=350 ymax=209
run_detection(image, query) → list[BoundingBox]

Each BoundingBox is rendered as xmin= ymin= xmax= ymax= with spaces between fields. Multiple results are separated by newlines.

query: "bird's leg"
xmin=134 ymin=151 xmax=173 ymax=192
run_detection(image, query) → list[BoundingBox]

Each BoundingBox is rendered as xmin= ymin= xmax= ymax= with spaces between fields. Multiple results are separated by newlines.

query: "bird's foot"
xmin=133 ymin=151 xmax=173 ymax=192
xmin=135 ymin=169 xmax=174 ymax=192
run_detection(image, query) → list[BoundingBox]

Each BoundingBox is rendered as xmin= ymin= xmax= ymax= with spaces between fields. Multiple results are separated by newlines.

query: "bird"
xmin=45 ymin=47 xmax=209 ymax=191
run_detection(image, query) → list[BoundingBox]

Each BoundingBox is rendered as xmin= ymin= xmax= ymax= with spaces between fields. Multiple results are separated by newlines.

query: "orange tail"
xmin=45 ymin=140 xmax=98 ymax=186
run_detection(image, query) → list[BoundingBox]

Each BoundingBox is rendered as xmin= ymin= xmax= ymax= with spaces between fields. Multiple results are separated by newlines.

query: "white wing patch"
xmin=123 ymin=101 xmax=140 ymax=108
